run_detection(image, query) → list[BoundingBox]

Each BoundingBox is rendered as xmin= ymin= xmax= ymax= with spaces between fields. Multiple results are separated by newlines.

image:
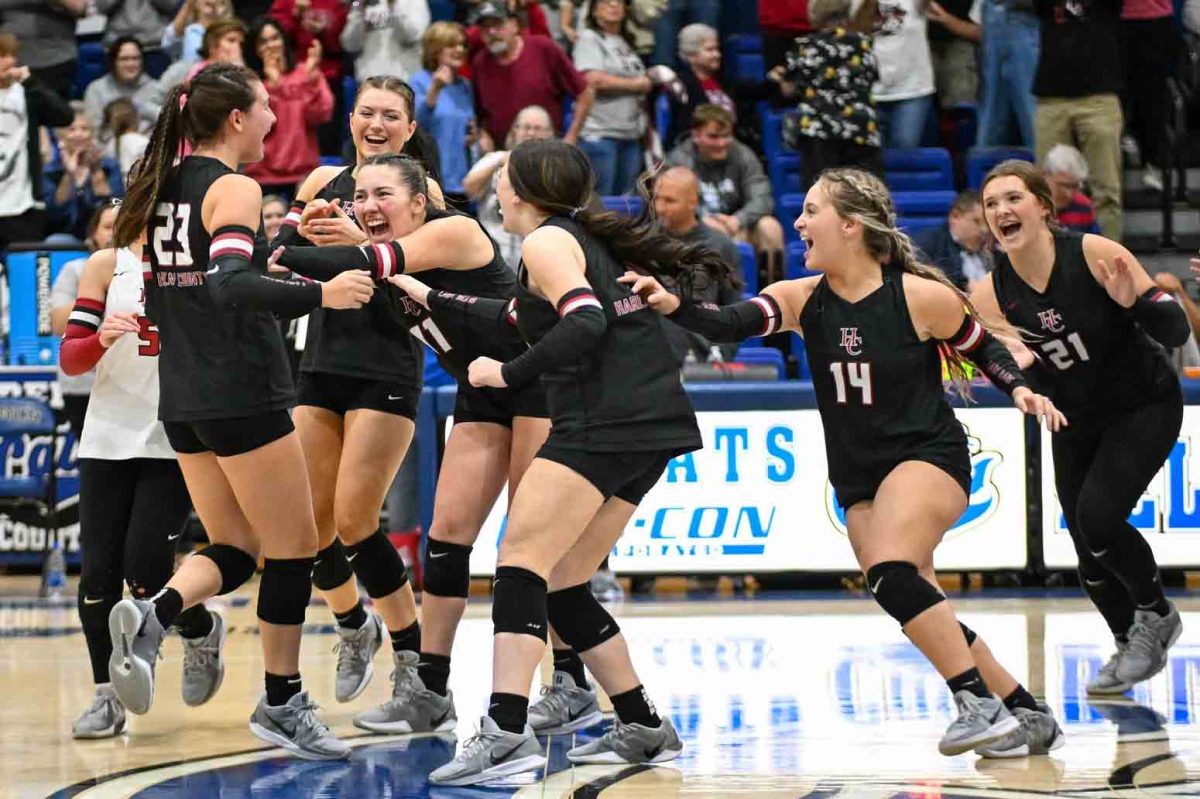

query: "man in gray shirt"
xmin=0 ymin=0 xmax=87 ymax=99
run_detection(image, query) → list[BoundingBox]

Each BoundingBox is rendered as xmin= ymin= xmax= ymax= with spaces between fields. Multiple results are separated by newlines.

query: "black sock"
xmin=333 ymin=601 xmax=367 ymax=630
xmin=1136 ymin=572 xmax=1171 ymax=617
xmin=418 ymin=653 xmax=451 ymax=696
xmin=389 ymin=620 xmax=420 ymax=653
xmin=947 ymin=667 xmax=990 ymax=699
xmin=1003 ymin=684 xmax=1039 ymax=712
xmin=488 ymin=691 xmax=528 ymax=733
xmin=552 ymin=648 xmax=588 ymax=687
xmin=265 ymin=672 xmax=302 ymax=706
xmin=174 ymin=604 xmax=214 ymax=639
xmin=610 ymin=685 xmax=661 ymax=727
xmin=152 ymin=587 xmax=183 ymax=629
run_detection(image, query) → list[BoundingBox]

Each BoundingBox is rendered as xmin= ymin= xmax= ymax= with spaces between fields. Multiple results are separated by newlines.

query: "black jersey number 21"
xmin=829 ymin=362 xmax=873 ymax=405
xmin=152 ymin=202 xmax=193 ymax=268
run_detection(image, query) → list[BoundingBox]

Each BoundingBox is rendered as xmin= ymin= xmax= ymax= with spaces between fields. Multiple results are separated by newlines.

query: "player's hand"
xmin=468 ymin=356 xmax=507 ymax=388
xmin=618 ymin=270 xmax=679 ymax=314
xmin=266 ymin=245 xmax=290 ymax=274
xmin=306 ymin=202 xmax=367 ymax=246
xmin=1095 ymin=254 xmax=1139 ymax=308
xmin=321 ymin=270 xmax=374 ymax=309
xmin=995 ymin=332 xmax=1036 ymax=370
xmin=385 ymin=274 xmax=431 ymax=309
xmin=1012 ymin=386 xmax=1068 ymax=432
xmin=98 ymin=311 xmax=140 ymax=348
xmin=1154 ymin=270 xmax=1184 ymax=296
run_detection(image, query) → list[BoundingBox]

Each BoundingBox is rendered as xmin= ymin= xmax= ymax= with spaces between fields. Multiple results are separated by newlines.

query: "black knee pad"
xmin=196 ymin=543 xmax=258 ymax=595
xmin=959 ymin=621 xmax=977 ymax=646
xmin=423 ymin=538 xmax=472 ymax=598
xmin=312 ymin=539 xmax=355 ymax=591
xmin=547 ymin=582 xmax=620 ymax=654
xmin=492 ymin=565 xmax=547 ymax=640
xmin=257 ymin=557 xmax=314 ymax=625
xmin=866 ymin=561 xmax=945 ymax=626
xmin=345 ymin=528 xmax=409 ymax=599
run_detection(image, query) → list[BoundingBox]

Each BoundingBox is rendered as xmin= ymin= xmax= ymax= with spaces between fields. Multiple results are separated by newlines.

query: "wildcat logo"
xmin=1038 ymin=308 xmax=1065 ymax=333
xmin=840 ymin=327 xmax=863 ymax=356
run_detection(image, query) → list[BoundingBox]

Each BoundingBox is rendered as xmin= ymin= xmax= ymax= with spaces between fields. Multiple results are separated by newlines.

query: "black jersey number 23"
xmin=152 ymin=202 xmax=194 ymax=268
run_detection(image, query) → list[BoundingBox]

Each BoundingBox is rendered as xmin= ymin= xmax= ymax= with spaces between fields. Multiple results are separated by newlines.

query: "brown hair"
xmin=421 ymin=22 xmax=466 ymax=71
xmin=690 ymin=104 xmax=734 ymax=131
xmin=0 ymin=32 xmax=18 ymax=57
xmin=980 ymin=158 xmax=1057 ymax=228
xmin=198 ymin=17 xmax=247 ymax=59
xmin=104 ymin=97 xmax=140 ymax=139
xmin=114 ymin=62 xmax=260 ymax=247
xmin=353 ymin=75 xmax=417 ymax=122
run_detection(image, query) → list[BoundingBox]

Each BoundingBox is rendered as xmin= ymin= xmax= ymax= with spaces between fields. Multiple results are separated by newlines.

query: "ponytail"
xmin=114 ymin=82 xmax=185 ymax=248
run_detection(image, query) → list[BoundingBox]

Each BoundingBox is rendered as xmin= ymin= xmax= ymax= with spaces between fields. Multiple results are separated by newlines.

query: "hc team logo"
xmin=840 ymin=327 xmax=863 ymax=356
xmin=1038 ymin=308 xmax=1065 ymax=333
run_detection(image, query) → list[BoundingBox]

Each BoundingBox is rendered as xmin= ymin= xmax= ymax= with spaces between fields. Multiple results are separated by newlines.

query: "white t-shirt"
xmin=871 ymin=0 xmax=936 ymax=102
xmin=0 ymin=83 xmax=33 ymax=217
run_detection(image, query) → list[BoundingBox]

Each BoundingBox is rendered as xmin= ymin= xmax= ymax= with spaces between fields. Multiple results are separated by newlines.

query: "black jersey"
xmin=514 ymin=217 xmax=702 ymax=453
xmin=800 ymin=269 xmax=968 ymax=496
xmin=992 ymin=230 xmax=1178 ymax=421
xmin=300 ymin=167 xmax=423 ymax=383
xmin=146 ymin=156 xmax=294 ymax=422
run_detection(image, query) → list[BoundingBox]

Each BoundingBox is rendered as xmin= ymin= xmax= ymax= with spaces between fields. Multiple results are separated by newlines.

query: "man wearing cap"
xmin=470 ymin=1 xmax=595 ymax=145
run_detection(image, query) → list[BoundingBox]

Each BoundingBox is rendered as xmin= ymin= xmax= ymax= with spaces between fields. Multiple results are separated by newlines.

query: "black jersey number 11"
xmin=410 ymin=317 xmax=453 ymax=355
xmin=829 ymin=361 xmax=874 ymax=405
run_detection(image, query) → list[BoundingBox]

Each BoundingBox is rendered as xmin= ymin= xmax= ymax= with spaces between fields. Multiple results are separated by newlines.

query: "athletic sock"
xmin=552 ymin=648 xmax=588 ymax=687
xmin=610 ymin=685 xmax=661 ymax=727
xmin=174 ymin=604 xmax=214 ymax=639
xmin=389 ymin=620 xmax=421 ymax=653
xmin=152 ymin=587 xmax=183 ymax=629
xmin=946 ymin=667 xmax=990 ymax=699
xmin=334 ymin=601 xmax=368 ymax=630
xmin=265 ymin=672 xmax=302 ymax=706
xmin=1003 ymin=684 xmax=1039 ymax=713
xmin=488 ymin=691 xmax=528 ymax=734
xmin=418 ymin=653 xmax=451 ymax=695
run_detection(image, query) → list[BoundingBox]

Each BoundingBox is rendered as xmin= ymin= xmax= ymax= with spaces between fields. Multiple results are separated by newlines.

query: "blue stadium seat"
xmin=892 ymin=190 xmax=957 ymax=217
xmin=763 ymin=109 xmax=786 ymax=159
xmin=732 ymin=52 xmax=765 ymax=85
xmin=342 ymin=75 xmax=358 ymax=143
xmin=734 ymin=346 xmax=784 ymax=379
xmin=785 ymin=241 xmax=816 ymax=281
xmin=319 ymin=155 xmax=343 ymax=167
xmin=791 ymin=335 xmax=810 ymax=379
xmin=74 ymin=42 xmax=106 ymax=100
xmin=884 ymin=148 xmax=954 ymax=191
xmin=562 ymin=96 xmax=574 ymax=135
xmin=769 ymin=152 xmax=802 ymax=198
xmin=725 ymin=34 xmax=763 ymax=55
xmin=735 ymin=241 xmax=757 ymax=296
xmin=601 ymin=195 xmax=644 ymax=216
xmin=429 ymin=0 xmax=455 ymax=21
xmin=966 ymin=147 xmax=1035 ymax=189
xmin=777 ymin=193 xmax=804 ymax=243
xmin=655 ymin=92 xmax=671 ymax=139
xmin=897 ymin=216 xmax=948 ymax=236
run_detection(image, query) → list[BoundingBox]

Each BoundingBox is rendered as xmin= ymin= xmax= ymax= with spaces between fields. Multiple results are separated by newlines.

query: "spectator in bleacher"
xmin=270 ymin=0 xmax=349 ymax=155
xmin=573 ymin=0 xmax=652 ymax=196
xmin=155 ymin=17 xmax=249 ymax=96
xmin=102 ymin=98 xmax=149 ymax=180
xmin=466 ymin=0 xmax=552 ymax=60
xmin=243 ymin=16 xmax=333 ymax=198
xmin=1152 ymin=270 xmax=1200 ymax=374
xmin=44 ymin=102 xmax=124 ymax=243
xmin=463 ymin=103 xmax=555 ymax=266
xmin=341 ymin=0 xmax=432 ymax=82
xmin=660 ymin=23 xmax=734 ymax=148
xmin=649 ymin=0 xmax=720 ymax=68
xmin=94 ymin=0 xmax=176 ymax=77
xmin=911 ymin=189 xmax=992 ymax=291
xmin=925 ymin=0 xmax=981 ymax=110
xmin=0 ymin=0 xmax=86 ymax=101
xmin=871 ymin=0 xmax=936 ymax=149
xmin=760 ymin=0 xmax=813 ymax=85
xmin=1119 ymin=0 xmax=1180 ymax=192
xmin=262 ymin=194 xmax=289 ymax=240
xmin=771 ymin=0 xmax=883 ymax=188
xmin=1186 ymin=0 xmax=1200 ymax=35
xmin=1033 ymin=0 xmax=1123 ymax=240
xmin=665 ymin=104 xmax=785 ymax=282
xmin=412 ymin=21 xmax=477 ymax=192
xmin=975 ymin=0 xmax=1037 ymax=147
xmin=471 ymin=1 xmax=596 ymax=144
xmin=558 ymin=0 xmax=665 ymax=57
xmin=0 ymin=33 xmax=74 ymax=253
xmin=1041 ymin=143 xmax=1101 ymax=235
xmin=161 ymin=0 xmax=233 ymax=63
xmin=83 ymin=38 xmax=161 ymax=132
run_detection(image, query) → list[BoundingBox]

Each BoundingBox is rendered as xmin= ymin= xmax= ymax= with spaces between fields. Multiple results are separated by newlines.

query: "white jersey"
xmin=78 ymin=248 xmax=175 ymax=461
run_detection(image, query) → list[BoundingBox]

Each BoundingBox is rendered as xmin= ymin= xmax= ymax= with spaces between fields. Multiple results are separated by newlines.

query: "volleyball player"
xmin=105 ymin=63 xmax=373 ymax=759
xmin=624 ymin=167 xmax=1067 ymax=758
xmin=974 ymin=160 xmax=1188 ymax=694
xmin=63 ymin=232 xmax=223 ymax=738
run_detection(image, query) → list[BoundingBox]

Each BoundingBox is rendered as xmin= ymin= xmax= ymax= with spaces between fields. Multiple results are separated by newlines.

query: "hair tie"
xmin=569 ymin=206 xmax=585 ymax=220
xmin=179 ymin=88 xmax=189 ymax=109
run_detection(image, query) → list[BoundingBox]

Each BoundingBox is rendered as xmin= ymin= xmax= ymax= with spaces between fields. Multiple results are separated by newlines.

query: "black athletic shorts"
xmin=297 ymin=371 xmax=420 ymax=420
xmin=537 ymin=442 xmax=677 ymax=504
xmin=163 ymin=410 xmax=295 ymax=458
xmin=834 ymin=452 xmax=972 ymax=511
xmin=453 ymin=380 xmax=547 ymax=427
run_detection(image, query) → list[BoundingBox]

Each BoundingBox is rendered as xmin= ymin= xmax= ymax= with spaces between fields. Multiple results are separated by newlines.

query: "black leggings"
xmin=1052 ymin=387 xmax=1182 ymax=638
xmin=77 ymin=458 xmax=195 ymax=684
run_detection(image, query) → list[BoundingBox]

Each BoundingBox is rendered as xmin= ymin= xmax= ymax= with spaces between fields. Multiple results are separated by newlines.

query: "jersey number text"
xmin=410 ymin=317 xmax=452 ymax=355
xmin=137 ymin=317 xmax=160 ymax=357
xmin=829 ymin=362 xmax=873 ymax=405
xmin=152 ymin=202 xmax=193 ymax=268
xmin=1040 ymin=332 xmax=1089 ymax=370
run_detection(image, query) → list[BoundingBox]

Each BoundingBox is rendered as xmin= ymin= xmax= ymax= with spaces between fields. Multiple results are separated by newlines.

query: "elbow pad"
xmin=1132 ymin=287 xmax=1191 ymax=348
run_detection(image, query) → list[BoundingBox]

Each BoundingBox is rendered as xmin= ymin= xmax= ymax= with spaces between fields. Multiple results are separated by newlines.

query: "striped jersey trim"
xmin=558 ymin=290 xmax=602 ymax=317
xmin=372 ymin=243 xmax=399 ymax=279
xmin=1147 ymin=289 xmax=1175 ymax=303
xmin=504 ymin=298 xmax=518 ymax=326
xmin=67 ymin=298 xmax=105 ymax=332
xmin=950 ymin=316 xmax=985 ymax=353
xmin=283 ymin=201 xmax=304 ymax=229
xmin=209 ymin=231 xmax=255 ymax=260
xmin=750 ymin=295 xmax=781 ymax=336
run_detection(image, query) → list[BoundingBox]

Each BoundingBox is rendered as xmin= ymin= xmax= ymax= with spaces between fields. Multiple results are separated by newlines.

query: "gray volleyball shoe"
xmin=353 ymin=650 xmax=457 ymax=734
xmin=180 ymin=609 xmax=226 ymax=707
xmin=566 ymin=716 xmax=683 ymax=765
xmin=939 ymin=691 xmax=1019 ymax=755
xmin=107 ymin=598 xmax=166 ymax=715
xmin=333 ymin=612 xmax=384 ymax=703
xmin=429 ymin=716 xmax=545 ymax=786
xmin=1087 ymin=640 xmax=1131 ymax=695
xmin=249 ymin=691 xmax=351 ymax=761
xmin=1116 ymin=606 xmax=1182 ymax=688
xmin=976 ymin=703 xmax=1066 ymax=758
xmin=72 ymin=684 xmax=126 ymax=739
xmin=528 ymin=672 xmax=603 ymax=735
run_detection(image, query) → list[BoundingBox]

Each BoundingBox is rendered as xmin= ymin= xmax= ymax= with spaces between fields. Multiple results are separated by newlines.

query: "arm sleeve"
xmin=666 ymin=293 xmax=784 ymax=342
xmin=274 ymin=240 xmax=400 ymax=280
xmin=946 ymin=315 xmax=1029 ymax=397
xmin=206 ymin=225 xmax=323 ymax=315
xmin=1131 ymin=287 xmax=1192 ymax=348
xmin=59 ymin=298 xmax=107 ymax=376
xmin=500 ymin=287 xmax=606 ymax=388
xmin=427 ymin=290 xmax=518 ymax=338
xmin=268 ymin=198 xmax=310 ymax=248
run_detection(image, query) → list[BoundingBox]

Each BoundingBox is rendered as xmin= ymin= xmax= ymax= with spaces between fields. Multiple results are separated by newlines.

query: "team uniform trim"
xmin=67 ymin=298 xmax=105 ymax=332
xmin=751 ymin=294 xmax=782 ymax=336
xmin=949 ymin=316 xmax=985 ymax=353
xmin=557 ymin=289 xmax=603 ymax=317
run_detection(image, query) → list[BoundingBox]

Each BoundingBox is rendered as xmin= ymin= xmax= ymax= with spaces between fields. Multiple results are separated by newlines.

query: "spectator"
xmin=94 ymin=0 xmax=176 ymax=77
xmin=156 ymin=17 xmax=249 ymax=96
xmin=1033 ymin=0 xmax=1123 ymax=240
xmin=760 ymin=0 xmax=813 ymax=80
xmin=44 ymin=103 xmax=124 ymax=242
xmin=161 ymin=0 xmax=233 ymax=62
xmin=976 ymin=0 xmax=1038 ymax=147
xmin=1041 ymin=143 xmax=1100 ymax=234
xmin=558 ymin=0 xmax=665 ymax=57
xmin=771 ymin=0 xmax=883 ymax=188
xmin=465 ymin=0 xmax=552 ymax=60
xmin=1119 ymin=0 xmax=1180 ymax=191
xmin=925 ymin=0 xmax=981 ymax=110
xmin=341 ymin=0 xmax=431 ymax=82
xmin=0 ymin=0 xmax=87 ymax=101
xmin=462 ymin=103 xmax=555 ymax=266
xmin=270 ymin=0 xmax=349 ymax=154
xmin=665 ymin=104 xmax=784 ymax=282
xmin=102 ymin=98 xmax=150 ymax=179
xmin=83 ymin=37 xmax=162 ymax=132
xmin=1152 ymin=271 xmax=1200 ymax=374
xmin=660 ymin=22 xmax=735 ymax=148
xmin=650 ymin=0 xmax=720 ymax=68
xmin=911 ymin=189 xmax=992 ymax=291
xmin=243 ymin=17 xmax=333 ymax=197
xmin=652 ymin=164 xmax=743 ymax=362
xmin=0 ymin=33 xmax=74 ymax=253
xmin=412 ymin=22 xmax=477 ymax=192
xmin=262 ymin=194 xmax=289 ymax=241
xmin=574 ymin=0 xmax=652 ymax=195
xmin=871 ymin=0 xmax=936 ymax=149
xmin=471 ymin=2 xmax=595 ymax=144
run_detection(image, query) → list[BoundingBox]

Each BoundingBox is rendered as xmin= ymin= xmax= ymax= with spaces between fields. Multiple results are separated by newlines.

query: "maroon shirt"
xmin=471 ymin=35 xmax=588 ymax=144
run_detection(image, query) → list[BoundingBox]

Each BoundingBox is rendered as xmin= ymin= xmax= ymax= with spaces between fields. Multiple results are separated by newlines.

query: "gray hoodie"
xmin=664 ymin=139 xmax=775 ymax=230
xmin=95 ymin=0 xmax=176 ymax=50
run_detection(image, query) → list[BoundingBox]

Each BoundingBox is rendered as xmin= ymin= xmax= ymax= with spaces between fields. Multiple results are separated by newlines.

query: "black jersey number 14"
xmin=152 ymin=202 xmax=193 ymax=268
xmin=830 ymin=362 xmax=873 ymax=405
